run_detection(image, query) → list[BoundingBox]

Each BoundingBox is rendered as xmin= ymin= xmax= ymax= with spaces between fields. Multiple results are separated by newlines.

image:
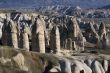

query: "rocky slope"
xmin=0 ymin=46 xmax=60 ymax=73
xmin=0 ymin=46 xmax=110 ymax=73
xmin=0 ymin=10 xmax=109 ymax=73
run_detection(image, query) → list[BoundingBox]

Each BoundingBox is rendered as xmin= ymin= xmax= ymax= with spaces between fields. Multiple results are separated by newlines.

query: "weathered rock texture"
xmin=0 ymin=12 xmax=109 ymax=53
xmin=98 ymin=22 xmax=108 ymax=49
xmin=10 ymin=20 xmax=18 ymax=48
xmin=63 ymin=17 xmax=85 ymax=51
xmin=50 ymin=26 xmax=60 ymax=54
xmin=0 ymin=47 xmax=59 ymax=73
xmin=32 ymin=15 xmax=45 ymax=53
xmin=0 ymin=46 xmax=109 ymax=73
xmin=22 ymin=25 xmax=30 ymax=51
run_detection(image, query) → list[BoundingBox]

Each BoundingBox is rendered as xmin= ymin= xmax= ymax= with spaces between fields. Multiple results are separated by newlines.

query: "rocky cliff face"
xmin=0 ymin=10 xmax=109 ymax=73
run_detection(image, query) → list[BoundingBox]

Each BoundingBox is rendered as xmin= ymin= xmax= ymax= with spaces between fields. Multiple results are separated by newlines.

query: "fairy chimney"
xmin=32 ymin=15 xmax=45 ymax=53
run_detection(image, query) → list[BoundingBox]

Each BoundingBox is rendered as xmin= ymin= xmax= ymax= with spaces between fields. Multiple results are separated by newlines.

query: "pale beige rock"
xmin=0 ymin=57 xmax=11 ymax=64
xmin=11 ymin=33 xmax=18 ymax=48
xmin=0 ymin=22 xmax=3 ymax=40
xmin=55 ymin=26 xmax=61 ymax=54
xmin=103 ymin=60 xmax=108 ymax=73
xmin=50 ymin=26 xmax=60 ymax=54
xmin=91 ymin=60 xmax=105 ymax=73
xmin=49 ymin=66 xmax=61 ymax=73
xmin=10 ymin=20 xmax=18 ymax=48
xmin=22 ymin=25 xmax=30 ymax=51
xmin=98 ymin=22 xmax=108 ymax=48
xmin=13 ymin=53 xmax=28 ymax=71
xmin=68 ymin=17 xmax=85 ymax=51
xmin=32 ymin=15 xmax=45 ymax=53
